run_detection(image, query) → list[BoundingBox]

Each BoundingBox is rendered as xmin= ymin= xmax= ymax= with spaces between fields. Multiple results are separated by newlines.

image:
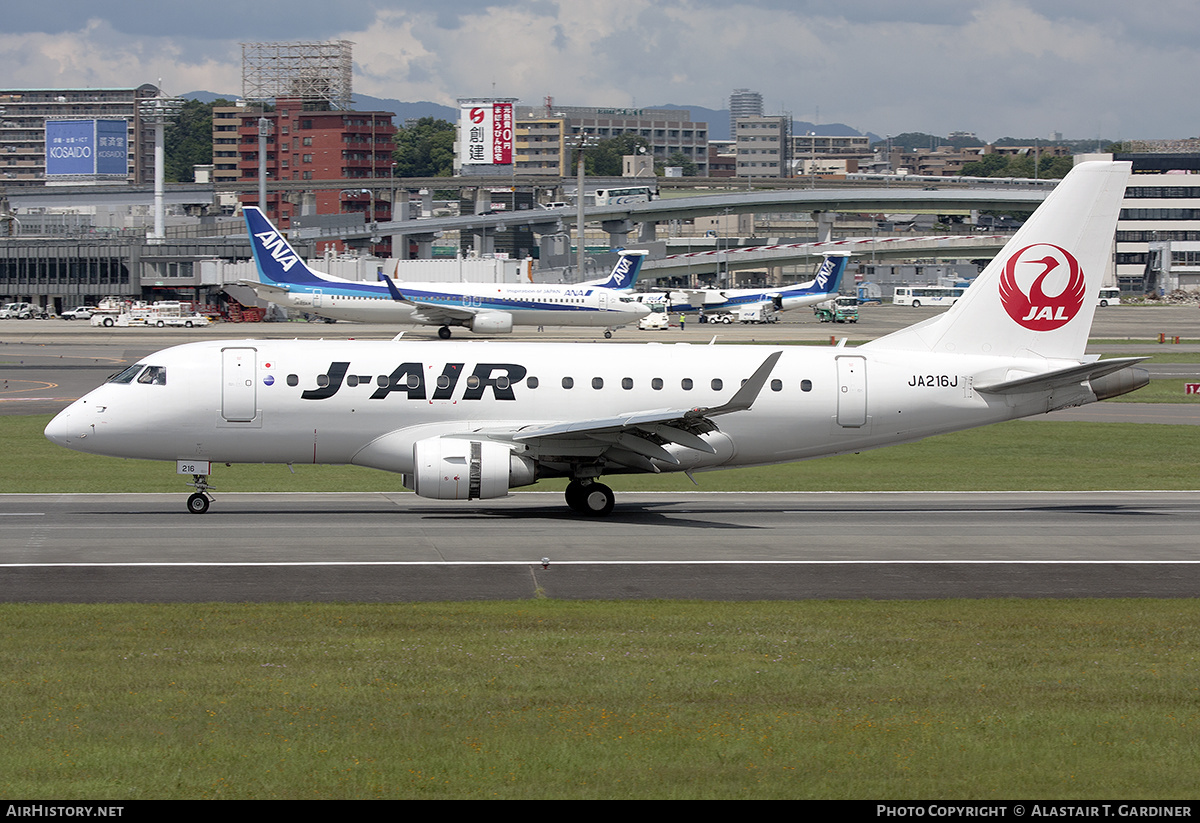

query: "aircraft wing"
xmin=404 ymin=301 xmax=485 ymax=326
xmin=495 ymin=351 xmax=783 ymax=472
xmin=375 ymin=273 xmax=485 ymax=324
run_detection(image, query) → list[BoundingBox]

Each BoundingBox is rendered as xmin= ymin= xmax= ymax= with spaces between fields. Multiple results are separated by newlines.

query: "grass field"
xmin=2 ymin=600 xmax=1199 ymax=800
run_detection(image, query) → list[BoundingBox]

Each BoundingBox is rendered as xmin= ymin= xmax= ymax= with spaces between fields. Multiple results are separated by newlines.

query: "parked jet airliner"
xmin=637 ymin=252 xmax=850 ymax=318
xmin=240 ymin=206 xmax=649 ymax=337
xmin=46 ymin=162 xmax=1146 ymax=516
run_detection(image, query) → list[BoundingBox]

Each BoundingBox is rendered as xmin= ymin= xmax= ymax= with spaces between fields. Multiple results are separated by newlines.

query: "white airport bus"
xmin=892 ymin=285 xmax=966 ymax=308
xmin=591 ymin=186 xmax=657 ymax=206
xmin=1097 ymin=287 xmax=1121 ymax=306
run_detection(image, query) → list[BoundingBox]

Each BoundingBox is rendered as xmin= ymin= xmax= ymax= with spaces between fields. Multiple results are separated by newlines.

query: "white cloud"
xmin=2 ymin=1 xmax=1197 ymax=140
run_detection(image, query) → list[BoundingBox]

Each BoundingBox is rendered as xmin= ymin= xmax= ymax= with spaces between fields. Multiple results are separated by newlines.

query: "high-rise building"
xmin=729 ymin=89 xmax=763 ymax=139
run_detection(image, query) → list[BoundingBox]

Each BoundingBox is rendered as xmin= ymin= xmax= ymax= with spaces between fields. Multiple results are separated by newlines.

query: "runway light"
xmin=541 ymin=557 xmax=550 ymax=569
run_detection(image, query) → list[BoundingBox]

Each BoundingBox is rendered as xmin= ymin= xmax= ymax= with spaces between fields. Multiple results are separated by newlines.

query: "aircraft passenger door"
xmin=221 ymin=347 xmax=258 ymax=422
xmin=312 ymin=289 xmax=323 ymax=308
xmin=598 ymin=291 xmax=609 ymax=312
xmin=836 ymin=355 xmax=867 ymax=428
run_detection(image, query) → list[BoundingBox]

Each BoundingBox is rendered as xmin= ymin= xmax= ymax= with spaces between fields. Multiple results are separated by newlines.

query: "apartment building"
xmin=0 ymin=84 xmax=161 ymax=186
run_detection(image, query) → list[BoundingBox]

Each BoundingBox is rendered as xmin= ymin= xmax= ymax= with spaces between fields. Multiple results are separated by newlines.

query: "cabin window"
xmin=770 ymin=379 xmax=783 ymax=392
xmin=347 ymin=375 xmax=359 ymax=387
xmin=317 ymin=374 xmax=330 ymax=388
xmin=495 ymin=376 xmax=511 ymax=391
xmin=801 ymin=379 xmax=813 ymax=392
xmin=287 ymin=374 xmax=299 ymax=387
xmin=406 ymin=374 xmax=421 ymax=390
xmin=437 ymin=375 xmax=451 ymax=390
xmin=621 ymin=377 xmax=634 ymax=390
xmin=526 ymin=376 xmax=539 ymax=389
xmin=681 ymin=378 xmax=693 ymax=390
xmin=711 ymin=378 xmax=723 ymax=391
xmin=562 ymin=377 xmax=574 ymax=389
xmin=592 ymin=377 xmax=604 ymax=390
xmin=651 ymin=378 xmax=663 ymax=390
xmin=466 ymin=375 xmax=481 ymax=390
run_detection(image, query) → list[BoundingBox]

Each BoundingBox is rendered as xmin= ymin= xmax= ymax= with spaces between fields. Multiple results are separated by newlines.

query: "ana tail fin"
xmin=244 ymin=207 xmax=328 ymax=287
xmin=864 ymin=161 xmax=1131 ymax=361
xmin=811 ymin=253 xmax=850 ymax=295
xmin=594 ymin=249 xmax=648 ymax=290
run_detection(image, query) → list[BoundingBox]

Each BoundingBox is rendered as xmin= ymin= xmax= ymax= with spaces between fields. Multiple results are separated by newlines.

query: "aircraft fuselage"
xmin=46 ymin=338 xmax=1084 ymax=477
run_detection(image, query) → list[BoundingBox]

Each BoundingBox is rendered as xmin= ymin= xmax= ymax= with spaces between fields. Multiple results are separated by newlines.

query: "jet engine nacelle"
xmin=410 ymin=437 xmax=536 ymax=500
xmin=469 ymin=312 xmax=514 ymax=335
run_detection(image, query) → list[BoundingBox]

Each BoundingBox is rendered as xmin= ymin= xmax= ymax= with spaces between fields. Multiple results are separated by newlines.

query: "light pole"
xmin=137 ymin=86 xmax=184 ymax=243
xmin=566 ymin=132 xmax=598 ymax=278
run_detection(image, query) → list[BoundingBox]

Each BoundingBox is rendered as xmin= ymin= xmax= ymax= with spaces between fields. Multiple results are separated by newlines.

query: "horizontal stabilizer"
xmin=974 ymin=357 xmax=1148 ymax=395
xmin=237 ymin=279 xmax=290 ymax=296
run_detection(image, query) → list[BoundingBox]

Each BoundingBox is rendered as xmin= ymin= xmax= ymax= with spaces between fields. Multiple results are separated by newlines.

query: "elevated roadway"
xmin=288 ymin=186 xmax=1051 ymax=251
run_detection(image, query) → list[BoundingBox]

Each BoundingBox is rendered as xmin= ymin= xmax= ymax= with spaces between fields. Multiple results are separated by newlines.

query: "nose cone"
xmin=44 ymin=405 xmax=81 ymax=449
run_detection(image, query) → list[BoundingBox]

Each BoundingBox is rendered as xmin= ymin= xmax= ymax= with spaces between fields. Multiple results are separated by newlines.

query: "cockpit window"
xmin=109 ymin=364 xmax=166 ymax=385
xmin=108 ymin=365 xmax=145 ymax=384
xmin=137 ymin=366 xmax=167 ymax=385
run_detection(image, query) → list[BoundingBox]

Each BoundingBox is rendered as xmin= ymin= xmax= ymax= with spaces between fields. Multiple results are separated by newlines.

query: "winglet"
xmin=377 ymin=272 xmax=409 ymax=304
xmin=689 ymin=350 xmax=782 ymax=419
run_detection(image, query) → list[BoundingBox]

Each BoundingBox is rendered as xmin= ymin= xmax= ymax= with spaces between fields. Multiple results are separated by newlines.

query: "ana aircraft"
xmin=240 ymin=206 xmax=649 ymax=337
xmin=46 ymin=162 xmax=1146 ymax=517
xmin=635 ymin=252 xmax=849 ymax=318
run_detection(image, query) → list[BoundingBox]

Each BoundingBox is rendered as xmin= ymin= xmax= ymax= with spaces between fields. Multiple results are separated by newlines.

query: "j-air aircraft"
xmin=239 ymin=206 xmax=649 ymax=338
xmin=46 ymin=162 xmax=1147 ymax=516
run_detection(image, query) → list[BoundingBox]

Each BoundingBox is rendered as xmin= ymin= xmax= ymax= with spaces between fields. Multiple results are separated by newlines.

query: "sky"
xmin=3 ymin=0 xmax=1195 ymax=142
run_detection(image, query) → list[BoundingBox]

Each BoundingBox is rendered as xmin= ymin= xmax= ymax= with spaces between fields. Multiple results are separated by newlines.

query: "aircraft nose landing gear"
xmin=186 ymin=474 xmax=213 ymax=514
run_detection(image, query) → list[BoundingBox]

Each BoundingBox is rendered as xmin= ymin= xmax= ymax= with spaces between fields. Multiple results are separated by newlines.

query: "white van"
xmin=1097 ymin=287 xmax=1121 ymax=307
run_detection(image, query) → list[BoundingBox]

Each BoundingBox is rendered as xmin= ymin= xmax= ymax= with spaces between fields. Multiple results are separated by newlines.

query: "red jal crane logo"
xmin=998 ymin=243 xmax=1085 ymax=331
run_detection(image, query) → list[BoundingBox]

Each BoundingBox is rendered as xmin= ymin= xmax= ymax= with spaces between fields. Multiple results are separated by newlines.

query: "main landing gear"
xmin=186 ymin=474 xmax=212 ymax=514
xmin=565 ymin=480 xmax=615 ymax=516
xmin=438 ymin=326 xmax=452 ymax=339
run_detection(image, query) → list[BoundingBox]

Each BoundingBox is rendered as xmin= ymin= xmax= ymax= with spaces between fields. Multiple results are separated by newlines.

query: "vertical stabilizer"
xmin=863 ymin=161 xmax=1130 ymax=360
xmin=244 ymin=206 xmax=329 ymax=287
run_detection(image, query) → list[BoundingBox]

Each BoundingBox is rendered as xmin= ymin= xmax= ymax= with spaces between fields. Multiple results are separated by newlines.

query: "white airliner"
xmin=637 ymin=252 xmax=850 ymax=317
xmin=46 ymin=162 xmax=1146 ymax=517
xmin=240 ymin=206 xmax=649 ymax=338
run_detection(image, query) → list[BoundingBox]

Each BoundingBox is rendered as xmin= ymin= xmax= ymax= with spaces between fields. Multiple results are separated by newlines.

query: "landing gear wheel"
xmin=568 ymin=482 xmax=614 ymax=516
xmin=604 ymin=330 xmax=613 ymax=339
xmin=438 ymin=326 xmax=452 ymax=339
xmin=583 ymin=483 xmax=614 ymax=516
xmin=187 ymin=493 xmax=210 ymax=514
xmin=565 ymin=480 xmax=587 ymax=513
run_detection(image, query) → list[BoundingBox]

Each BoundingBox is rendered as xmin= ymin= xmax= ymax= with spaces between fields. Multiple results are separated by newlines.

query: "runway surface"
xmin=3 ymin=490 xmax=1199 ymax=602
xmin=3 ymin=309 xmax=1198 ymax=603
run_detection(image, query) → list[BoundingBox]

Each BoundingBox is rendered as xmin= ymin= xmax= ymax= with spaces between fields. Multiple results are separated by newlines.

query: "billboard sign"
xmin=45 ymin=119 xmax=128 ymax=177
xmin=459 ymin=100 xmax=514 ymax=166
